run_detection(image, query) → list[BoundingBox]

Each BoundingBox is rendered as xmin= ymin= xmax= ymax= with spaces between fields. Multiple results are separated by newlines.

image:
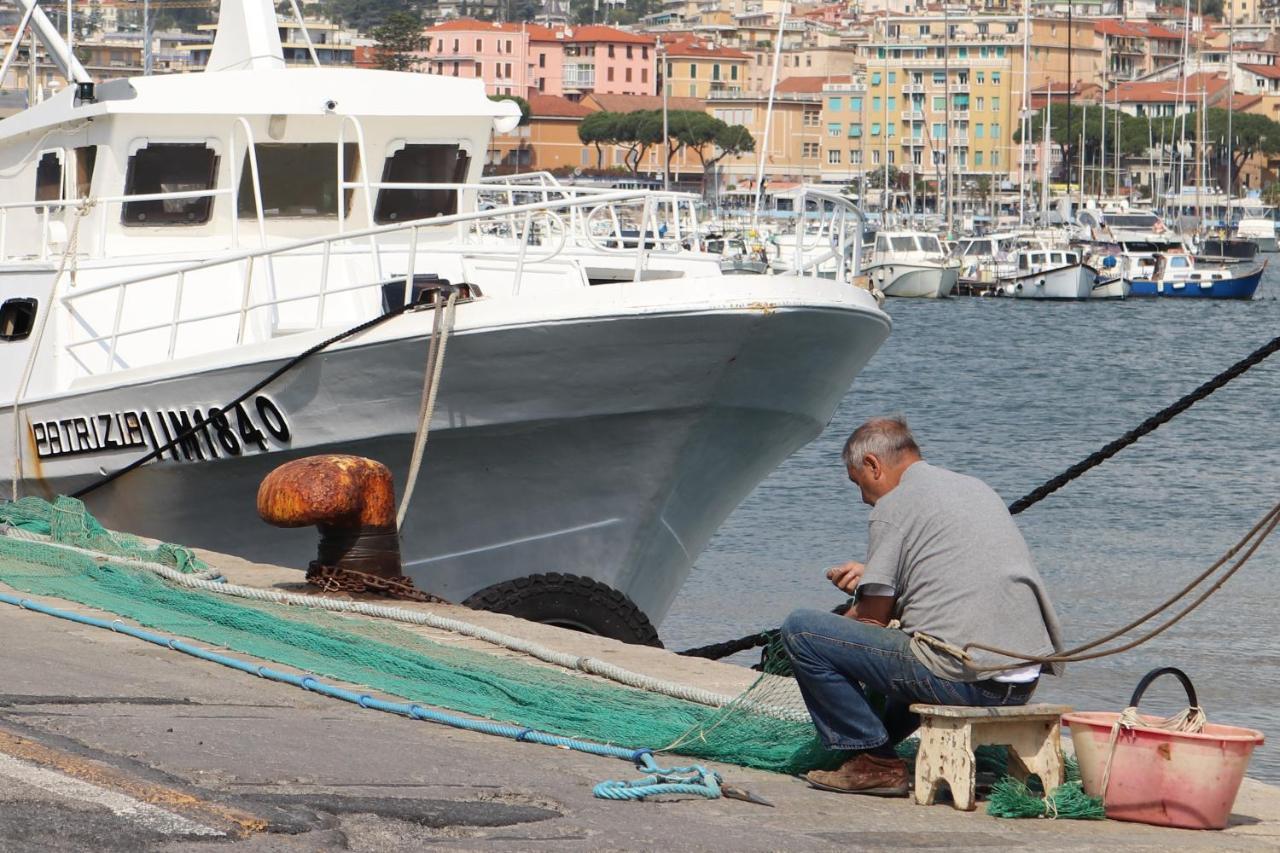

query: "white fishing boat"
xmin=1000 ymin=247 xmax=1096 ymax=300
xmin=864 ymin=231 xmax=959 ymax=298
xmin=0 ymin=0 xmax=891 ymax=642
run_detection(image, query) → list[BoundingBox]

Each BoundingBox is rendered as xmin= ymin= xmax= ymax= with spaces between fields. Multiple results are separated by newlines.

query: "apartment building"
xmin=185 ymin=18 xmax=354 ymax=68
xmin=706 ymin=75 xmax=828 ymax=184
xmin=542 ymin=25 xmax=655 ymax=98
xmin=421 ymin=20 xmax=536 ymax=97
xmin=861 ymin=15 xmax=1019 ymax=180
xmin=422 ymin=20 xmax=655 ymax=99
xmin=662 ymin=35 xmax=749 ymax=98
xmin=1094 ymin=19 xmax=1184 ymax=84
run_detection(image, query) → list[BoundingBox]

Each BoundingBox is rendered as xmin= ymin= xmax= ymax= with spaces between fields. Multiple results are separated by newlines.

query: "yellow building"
xmin=707 ymin=77 xmax=828 ymax=185
xmin=662 ymin=35 xmax=750 ymax=99
xmin=860 ymin=15 xmax=1019 ymax=182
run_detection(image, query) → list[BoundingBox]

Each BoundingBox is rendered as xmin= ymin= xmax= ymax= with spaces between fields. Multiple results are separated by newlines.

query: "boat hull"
xmin=871 ymin=263 xmax=958 ymax=298
xmin=4 ymin=300 xmax=889 ymax=626
xmin=1128 ymin=265 xmax=1264 ymax=299
xmin=1002 ymin=264 xmax=1095 ymax=300
xmin=1090 ymin=275 xmax=1131 ymax=300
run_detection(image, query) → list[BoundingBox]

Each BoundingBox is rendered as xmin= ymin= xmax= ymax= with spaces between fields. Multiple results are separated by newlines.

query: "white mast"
xmin=1040 ymin=81 xmax=1051 ymax=223
xmin=1100 ymin=36 xmax=1107 ymax=201
xmin=1019 ymin=0 xmax=1031 ymax=225
xmin=751 ymin=1 xmax=788 ymax=227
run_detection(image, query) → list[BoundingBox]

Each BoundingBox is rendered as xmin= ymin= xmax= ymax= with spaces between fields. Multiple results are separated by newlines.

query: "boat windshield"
xmin=891 ymin=236 xmax=918 ymax=252
xmin=918 ymin=235 xmax=942 ymax=254
xmin=1106 ymin=214 xmax=1160 ymax=229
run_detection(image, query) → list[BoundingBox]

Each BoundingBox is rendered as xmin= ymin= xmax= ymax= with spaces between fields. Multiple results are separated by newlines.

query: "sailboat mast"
xmin=943 ymin=2 xmax=952 ymax=235
xmin=751 ymin=1 xmax=788 ymax=228
xmin=1100 ymin=37 xmax=1107 ymax=202
xmin=1019 ymin=0 xmax=1030 ymax=226
xmin=1041 ymin=81 xmax=1052 ymax=222
xmin=1226 ymin=0 xmax=1236 ymax=199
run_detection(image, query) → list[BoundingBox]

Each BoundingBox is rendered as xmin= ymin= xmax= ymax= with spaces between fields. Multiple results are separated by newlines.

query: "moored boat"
xmin=0 ymin=0 xmax=892 ymax=641
xmin=1127 ymin=253 xmax=1264 ymax=299
xmin=864 ymin=231 xmax=959 ymax=298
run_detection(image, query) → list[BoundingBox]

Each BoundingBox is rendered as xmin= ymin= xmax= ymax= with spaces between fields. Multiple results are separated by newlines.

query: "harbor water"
xmin=665 ymin=269 xmax=1280 ymax=782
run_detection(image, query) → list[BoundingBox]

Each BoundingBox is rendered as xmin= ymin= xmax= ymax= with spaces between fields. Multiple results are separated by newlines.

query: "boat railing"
xmin=57 ymin=188 xmax=690 ymax=378
xmin=779 ymin=187 xmax=864 ymax=280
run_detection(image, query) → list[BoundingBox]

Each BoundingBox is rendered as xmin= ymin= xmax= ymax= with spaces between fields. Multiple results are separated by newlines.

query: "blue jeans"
xmin=780 ymin=608 xmax=1034 ymax=752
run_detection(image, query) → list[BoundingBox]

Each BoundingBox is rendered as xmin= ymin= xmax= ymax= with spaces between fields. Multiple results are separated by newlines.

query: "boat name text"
xmin=31 ymin=396 xmax=291 ymax=462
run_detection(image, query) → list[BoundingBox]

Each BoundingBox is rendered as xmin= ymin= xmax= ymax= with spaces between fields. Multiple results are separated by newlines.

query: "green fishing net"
xmin=0 ymin=497 xmax=839 ymax=775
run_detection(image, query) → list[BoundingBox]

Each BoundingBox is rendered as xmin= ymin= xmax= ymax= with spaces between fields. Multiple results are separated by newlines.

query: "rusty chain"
xmin=305 ymin=562 xmax=450 ymax=604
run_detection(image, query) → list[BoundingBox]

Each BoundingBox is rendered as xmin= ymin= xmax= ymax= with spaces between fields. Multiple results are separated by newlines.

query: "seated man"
xmin=781 ymin=416 xmax=1063 ymax=796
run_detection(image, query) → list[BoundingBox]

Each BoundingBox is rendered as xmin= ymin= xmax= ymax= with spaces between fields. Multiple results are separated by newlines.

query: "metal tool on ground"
xmin=257 ymin=455 xmax=446 ymax=604
xmin=721 ymin=784 xmax=775 ymax=807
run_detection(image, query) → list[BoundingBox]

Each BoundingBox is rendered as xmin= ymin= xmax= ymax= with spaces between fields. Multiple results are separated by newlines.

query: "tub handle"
xmin=1127 ymin=666 xmax=1199 ymax=710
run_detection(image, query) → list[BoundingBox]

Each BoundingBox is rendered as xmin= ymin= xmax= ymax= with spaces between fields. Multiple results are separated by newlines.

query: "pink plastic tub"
xmin=1064 ymin=668 xmax=1264 ymax=830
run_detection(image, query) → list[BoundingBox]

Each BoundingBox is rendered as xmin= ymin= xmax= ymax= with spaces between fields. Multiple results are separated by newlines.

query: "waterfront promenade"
xmin=0 ymin=546 xmax=1275 ymax=851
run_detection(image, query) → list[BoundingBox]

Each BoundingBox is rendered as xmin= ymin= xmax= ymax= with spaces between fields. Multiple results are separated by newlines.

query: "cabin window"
xmin=1050 ymin=252 xmax=1063 ymax=264
xmin=374 ymin=144 xmax=471 ymax=224
xmin=0 ymin=298 xmax=37 ymax=341
xmin=890 ymin=236 xmax=917 ymax=252
xmin=237 ymin=143 xmax=357 ymax=218
xmin=1018 ymin=253 xmax=1029 ymax=270
xmin=918 ymin=236 xmax=941 ymax=253
xmin=1170 ymin=256 xmax=1188 ymax=267
xmin=1031 ymin=253 xmax=1044 ymax=264
xmin=74 ymin=146 xmax=97 ymax=198
xmin=1066 ymin=253 xmax=1077 ymax=264
xmin=35 ymin=152 xmax=63 ymax=211
xmin=122 ymin=143 xmax=219 ymax=226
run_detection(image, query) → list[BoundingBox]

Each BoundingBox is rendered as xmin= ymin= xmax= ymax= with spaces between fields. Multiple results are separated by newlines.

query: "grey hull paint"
xmin=10 ymin=305 xmax=889 ymax=625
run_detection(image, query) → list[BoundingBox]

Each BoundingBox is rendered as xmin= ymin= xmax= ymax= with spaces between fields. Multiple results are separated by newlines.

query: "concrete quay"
xmin=0 ymin=546 xmax=1275 ymax=851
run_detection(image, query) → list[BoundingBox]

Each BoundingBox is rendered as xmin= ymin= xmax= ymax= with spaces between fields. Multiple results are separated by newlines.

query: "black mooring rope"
xmin=678 ymin=331 xmax=1280 ymax=661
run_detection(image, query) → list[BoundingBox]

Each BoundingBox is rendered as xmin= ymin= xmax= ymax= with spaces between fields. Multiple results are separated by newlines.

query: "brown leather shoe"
xmin=804 ymin=753 xmax=909 ymax=797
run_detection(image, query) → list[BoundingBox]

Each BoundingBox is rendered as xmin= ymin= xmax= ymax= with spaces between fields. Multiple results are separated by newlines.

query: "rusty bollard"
xmin=257 ymin=455 xmax=443 ymax=602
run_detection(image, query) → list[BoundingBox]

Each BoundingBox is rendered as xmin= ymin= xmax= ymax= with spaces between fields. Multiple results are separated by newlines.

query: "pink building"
xmin=421 ymin=20 xmax=533 ymax=97
xmin=421 ymin=20 xmax=655 ymax=100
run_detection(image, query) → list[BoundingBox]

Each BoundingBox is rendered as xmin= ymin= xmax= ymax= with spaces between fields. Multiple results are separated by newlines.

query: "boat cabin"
xmin=872 ymin=231 xmax=946 ymax=259
xmin=0 ymin=69 xmax=520 ymax=262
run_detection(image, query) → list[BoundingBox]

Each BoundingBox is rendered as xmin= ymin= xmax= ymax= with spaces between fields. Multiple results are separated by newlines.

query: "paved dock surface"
xmin=0 ymin=565 xmax=1278 ymax=851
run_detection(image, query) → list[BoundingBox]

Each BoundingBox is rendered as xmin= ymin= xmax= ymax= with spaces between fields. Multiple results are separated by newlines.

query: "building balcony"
xmin=903 ymin=137 xmax=928 ymax=147
xmin=902 ymin=83 xmax=925 ymax=93
xmin=951 ymin=135 xmax=969 ymax=146
xmin=951 ymin=110 xmax=969 ymax=121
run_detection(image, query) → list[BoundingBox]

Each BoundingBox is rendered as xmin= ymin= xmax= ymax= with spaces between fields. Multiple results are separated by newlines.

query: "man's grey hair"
xmin=842 ymin=416 xmax=921 ymax=470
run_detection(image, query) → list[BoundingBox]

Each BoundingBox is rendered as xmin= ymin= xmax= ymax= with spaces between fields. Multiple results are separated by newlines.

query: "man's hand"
xmin=826 ymin=561 xmax=865 ymax=593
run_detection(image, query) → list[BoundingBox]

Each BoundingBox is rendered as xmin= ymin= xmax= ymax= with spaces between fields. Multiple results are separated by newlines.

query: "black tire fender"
xmin=462 ymin=572 xmax=663 ymax=647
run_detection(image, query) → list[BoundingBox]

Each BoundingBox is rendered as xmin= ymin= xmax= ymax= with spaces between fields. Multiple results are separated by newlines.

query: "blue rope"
xmin=0 ymin=591 xmax=723 ymax=802
xmin=593 ymin=752 xmax=723 ymax=801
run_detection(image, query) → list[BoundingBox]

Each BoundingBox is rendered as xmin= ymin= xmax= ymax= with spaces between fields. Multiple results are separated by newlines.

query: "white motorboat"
xmin=1000 ymin=247 xmax=1096 ymax=299
xmin=865 ymin=231 xmax=959 ymax=298
xmin=0 ymin=0 xmax=891 ymax=642
xmin=1231 ymin=199 xmax=1279 ymax=253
